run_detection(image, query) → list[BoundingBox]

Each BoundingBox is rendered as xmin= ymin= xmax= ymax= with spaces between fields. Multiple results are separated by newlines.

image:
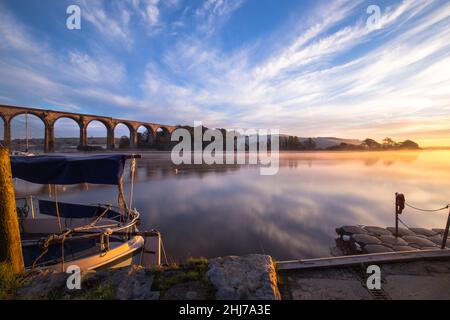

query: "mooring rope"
xmin=160 ymin=236 xmax=170 ymax=266
xmin=53 ymin=185 xmax=63 ymax=233
xmin=405 ymin=202 xmax=449 ymax=213
xmin=129 ymin=158 xmax=136 ymax=211
xmin=397 ymin=216 xmax=411 ymax=230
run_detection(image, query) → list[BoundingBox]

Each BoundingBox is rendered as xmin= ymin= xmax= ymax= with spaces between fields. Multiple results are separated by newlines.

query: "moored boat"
xmin=11 ymin=154 xmax=161 ymax=271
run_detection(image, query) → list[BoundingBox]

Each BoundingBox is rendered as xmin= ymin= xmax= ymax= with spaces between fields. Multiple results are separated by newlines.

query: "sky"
xmin=0 ymin=0 xmax=449 ymax=146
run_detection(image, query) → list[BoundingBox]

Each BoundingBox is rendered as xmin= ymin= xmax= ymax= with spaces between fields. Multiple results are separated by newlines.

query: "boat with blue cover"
xmin=11 ymin=154 xmax=161 ymax=271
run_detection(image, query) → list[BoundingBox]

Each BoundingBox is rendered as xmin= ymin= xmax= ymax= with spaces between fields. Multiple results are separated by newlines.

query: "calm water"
xmin=13 ymin=150 xmax=450 ymax=262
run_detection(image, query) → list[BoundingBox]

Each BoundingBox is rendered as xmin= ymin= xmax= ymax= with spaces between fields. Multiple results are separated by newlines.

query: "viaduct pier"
xmin=0 ymin=104 xmax=178 ymax=152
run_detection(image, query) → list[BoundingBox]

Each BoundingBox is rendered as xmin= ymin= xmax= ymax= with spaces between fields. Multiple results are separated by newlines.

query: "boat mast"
xmin=25 ymin=112 xmax=28 ymax=152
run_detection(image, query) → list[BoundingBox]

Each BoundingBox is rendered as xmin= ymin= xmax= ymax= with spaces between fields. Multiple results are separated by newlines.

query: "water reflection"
xmin=13 ymin=150 xmax=450 ymax=261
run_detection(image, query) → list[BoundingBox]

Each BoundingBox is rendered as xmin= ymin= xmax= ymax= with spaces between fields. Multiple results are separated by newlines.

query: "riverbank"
xmin=2 ymin=251 xmax=450 ymax=300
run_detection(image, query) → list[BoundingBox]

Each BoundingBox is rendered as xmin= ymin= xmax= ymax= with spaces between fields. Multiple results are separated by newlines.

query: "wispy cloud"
xmin=1 ymin=0 xmax=450 ymax=145
xmin=195 ymin=0 xmax=245 ymax=36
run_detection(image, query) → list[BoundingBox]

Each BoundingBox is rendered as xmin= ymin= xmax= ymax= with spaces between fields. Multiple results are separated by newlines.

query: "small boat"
xmin=11 ymin=150 xmax=36 ymax=156
xmin=11 ymin=154 xmax=161 ymax=271
xmin=11 ymin=112 xmax=37 ymax=156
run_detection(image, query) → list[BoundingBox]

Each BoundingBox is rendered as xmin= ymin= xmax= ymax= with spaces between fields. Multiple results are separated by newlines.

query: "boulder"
xmin=428 ymin=234 xmax=444 ymax=246
xmin=207 ymin=254 xmax=280 ymax=300
xmin=392 ymin=245 xmax=418 ymax=252
xmin=386 ymin=227 xmax=416 ymax=237
xmin=18 ymin=269 xmax=68 ymax=299
xmin=364 ymin=226 xmax=392 ymax=236
xmin=336 ymin=226 xmax=368 ymax=236
xmin=363 ymin=244 xmax=394 ymax=254
xmin=402 ymin=236 xmax=437 ymax=248
xmin=432 ymin=228 xmax=445 ymax=235
xmin=409 ymin=228 xmax=438 ymax=237
xmin=379 ymin=235 xmax=408 ymax=246
xmin=17 ymin=265 xmax=159 ymax=300
xmin=351 ymin=234 xmax=382 ymax=246
xmin=161 ymin=280 xmax=209 ymax=300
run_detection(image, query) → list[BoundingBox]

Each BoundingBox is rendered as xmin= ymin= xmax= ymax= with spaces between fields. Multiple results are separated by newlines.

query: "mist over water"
xmin=13 ymin=150 xmax=450 ymax=262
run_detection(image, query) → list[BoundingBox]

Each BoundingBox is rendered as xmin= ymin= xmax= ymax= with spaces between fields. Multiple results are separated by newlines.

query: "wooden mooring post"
xmin=0 ymin=147 xmax=24 ymax=273
xmin=442 ymin=209 xmax=450 ymax=249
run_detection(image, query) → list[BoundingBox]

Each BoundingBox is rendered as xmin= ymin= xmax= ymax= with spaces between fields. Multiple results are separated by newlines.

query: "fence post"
xmin=0 ymin=147 xmax=24 ymax=273
xmin=395 ymin=204 xmax=399 ymax=238
xmin=441 ymin=209 xmax=450 ymax=249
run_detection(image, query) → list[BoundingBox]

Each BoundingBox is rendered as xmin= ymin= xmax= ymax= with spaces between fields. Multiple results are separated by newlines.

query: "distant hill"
xmin=278 ymin=135 xmax=361 ymax=149
xmin=299 ymin=137 xmax=361 ymax=149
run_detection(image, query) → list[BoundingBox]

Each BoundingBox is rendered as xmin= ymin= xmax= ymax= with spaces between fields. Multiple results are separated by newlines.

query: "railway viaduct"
xmin=0 ymin=104 xmax=179 ymax=152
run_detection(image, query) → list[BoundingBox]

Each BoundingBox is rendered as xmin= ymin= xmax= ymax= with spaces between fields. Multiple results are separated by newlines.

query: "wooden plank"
xmin=276 ymin=249 xmax=450 ymax=271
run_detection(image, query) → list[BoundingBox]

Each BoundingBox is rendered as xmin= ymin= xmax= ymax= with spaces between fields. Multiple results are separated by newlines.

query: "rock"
xmin=207 ymin=254 xmax=280 ymax=300
xmin=18 ymin=269 xmax=68 ymax=299
xmin=336 ymin=226 xmax=368 ymax=236
xmin=384 ymin=275 xmax=450 ymax=299
xmin=17 ymin=265 xmax=159 ymax=300
xmin=113 ymin=266 xmax=159 ymax=300
xmin=392 ymin=245 xmax=418 ymax=252
xmin=386 ymin=227 xmax=416 ymax=237
xmin=379 ymin=235 xmax=408 ymax=246
xmin=432 ymin=228 xmax=445 ymax=235
xmin=363 ymin=244 xmax=394 ymax=254
xmin=402 ymin=236 xmax=437 ymax=248
xmin=428 ymin=234 xmax=444 ymax=246
xmin=409 ymin=228 xmax=438 ymax=237
xmin=161 ymin=281 xmax=209 ymax=300
xmin=329 ymin=246 xmax=344 ymax=257
xmin=351 ymin=234 xmax=382 ymax=245
xmin=288 ymin=278 xmax=374 ymax=300
xmin=364 ymin=226 xmax=392 ymax=236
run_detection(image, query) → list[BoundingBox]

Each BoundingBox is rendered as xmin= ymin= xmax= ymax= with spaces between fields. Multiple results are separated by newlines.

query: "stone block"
xmin=364 ymin=226 xmax=392 ymax=236
xmin=402 ymin=236 xmax=437 ymax=248
xmin=207 ymin=254 xmax=281 ymax=300
xmin=386 ymin=227 xmax=416 ymax=237
xmin=363 ymin=244 xmax=394 ymax=254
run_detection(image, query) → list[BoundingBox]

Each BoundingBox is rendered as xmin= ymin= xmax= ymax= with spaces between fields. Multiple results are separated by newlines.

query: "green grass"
xmin=0 ymin=263 xmax=24 ymax=300
xmin=186 ymin=257 xmax=209 ymax=270
xmin=73 ymin=282 xmax=116 ymax=300
xmin=152 ymin=257 xmax=215 ymax=299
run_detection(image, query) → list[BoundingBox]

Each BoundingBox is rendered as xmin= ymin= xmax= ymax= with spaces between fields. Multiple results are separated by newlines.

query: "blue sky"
xmin=1 ymin=0 xmax=450 ymax=146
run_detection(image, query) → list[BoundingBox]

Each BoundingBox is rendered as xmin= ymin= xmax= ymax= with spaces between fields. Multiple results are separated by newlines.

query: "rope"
xmin=405 ymin=202 xmax=449 ymax=212
xmin=53 ymin=185 xmax=62 ymax=233
xmin=397 ymin=216 xmax=411 ymax=230
xmin=160 ymin=236 xmax=170 ymax=266
xmin=129 ymin=158 xmax=136 ymax=211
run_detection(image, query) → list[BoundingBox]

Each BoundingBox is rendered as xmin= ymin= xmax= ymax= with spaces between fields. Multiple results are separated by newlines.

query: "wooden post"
xmin=395 ymin=194 xmax=399 ymax=238
xmin=441 ymin=209 xmax=450 ymax=249
xmin=0 ymin=147 xmax=24 ymax=273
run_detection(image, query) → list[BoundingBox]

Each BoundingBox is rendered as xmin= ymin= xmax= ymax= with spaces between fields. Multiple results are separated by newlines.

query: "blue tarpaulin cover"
xmin=10 ymin=154 xmax=128 ymax=185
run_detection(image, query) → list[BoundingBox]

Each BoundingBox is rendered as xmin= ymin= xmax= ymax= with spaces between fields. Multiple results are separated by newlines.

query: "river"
xmin=13 ymin=150 xmax=450 ymax=262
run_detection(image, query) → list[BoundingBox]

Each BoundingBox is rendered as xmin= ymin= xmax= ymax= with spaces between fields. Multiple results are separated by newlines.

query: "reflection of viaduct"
xmin=0 ymin=104 xmax=178 ymax=152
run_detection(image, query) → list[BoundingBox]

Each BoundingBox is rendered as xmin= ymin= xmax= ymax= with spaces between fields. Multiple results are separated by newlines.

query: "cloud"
xmin=80 ymin=0 xmax=133 ymax=48
xmin=195 ymin=0 xmax=245 ymax=36
xmin=138 ymin=0 xmax=450 ymax=145
xmin=1 ymin=0 xmax=450 ymax=145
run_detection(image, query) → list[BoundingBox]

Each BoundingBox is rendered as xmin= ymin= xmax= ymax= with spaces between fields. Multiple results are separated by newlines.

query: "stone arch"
xmin=0 ymin=115 xmax=5 ymax=145
xmin=10 ymin=112 xmax=46 ymax=152
xmin=114 ymin=122 xmax=133 ymax=149
xmin=154 ymin=126 xmax=171 ymax=150
xmin=136 ymin=124 xmax=155 ymax=148
xmin=53 ymin=116 xmax=81 ymax=152
xmin=86 ymin=119 xmax=109 ymax=150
